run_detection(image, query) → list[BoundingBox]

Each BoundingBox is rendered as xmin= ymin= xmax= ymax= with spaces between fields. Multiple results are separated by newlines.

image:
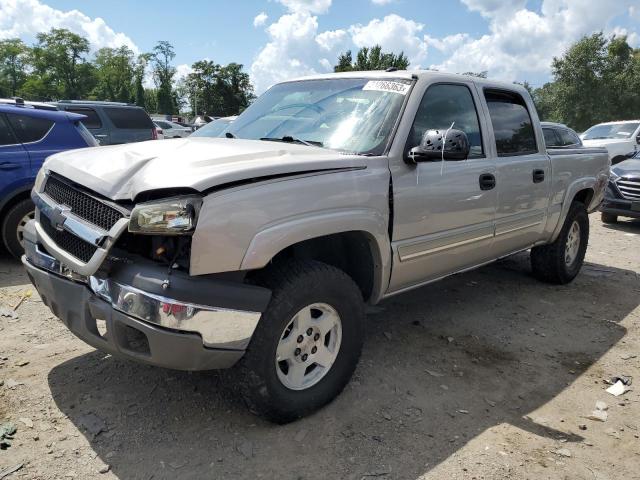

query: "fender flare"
xmin=240 ymin=208 xmax=392 ymax=303
xmin=550 ymin=176 xmax=595 ymax=242
xmin=0 ymin=183 xmax=33 ymax=216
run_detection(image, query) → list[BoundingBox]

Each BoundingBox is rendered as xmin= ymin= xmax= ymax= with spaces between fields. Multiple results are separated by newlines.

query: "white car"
xmin=153 ymin=119 xmax=192 ymax=138
xmin=580 ymin=120 xmax=640 ymax=164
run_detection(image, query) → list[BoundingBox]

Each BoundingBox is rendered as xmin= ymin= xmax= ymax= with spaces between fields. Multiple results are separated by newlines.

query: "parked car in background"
xmin=52 ymin=100 xmax=157 ymax=145
xmin=193 ymin=115 xmax=216 ymax=129
xmin=23 ymin=71 xmax=609 ymax=423
xmin=600 ymin=150 xmax=640 ymax=223
xmin=580 ymin=120 xmax=640 ymax=164
xmin=153 ymin=123 xmax=165 ymax=140
xmin=190 ymin=115 xmax=237 ymax=138
xmin=0 ymin=98 xmax=97 ymax=258
xmin=542 ymin=122 xmax=582 ymax=148
xmin=152 ymin=119 xmax=192 ymax=138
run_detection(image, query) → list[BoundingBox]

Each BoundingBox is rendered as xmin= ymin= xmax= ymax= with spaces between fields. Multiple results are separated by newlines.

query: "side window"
xmin=104 ymin=107 xmax=154 ymax=129
xmin=0 ymin=115 xmax=18 ymax=146
xmin=65 ymin=108 xmax=102 ymax=129
xmin=543 ymin=128 xmax=560 ymax=147
xmin=484 ymin=90 xmax=537 ymax=156
xmin=559 ymin=129 xmax=580 ymax=146
xmin=409 ymin=83 xmax=484 ymax=158
xmin=6 ymin=113 xmax=54 ymax=143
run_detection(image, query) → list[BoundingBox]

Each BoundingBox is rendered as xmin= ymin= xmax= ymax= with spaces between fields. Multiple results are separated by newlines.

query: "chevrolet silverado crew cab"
xmin=22 ymin=71 xmax=609 ymax=423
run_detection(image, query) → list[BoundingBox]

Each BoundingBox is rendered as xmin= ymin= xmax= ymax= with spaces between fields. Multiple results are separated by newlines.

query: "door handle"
xmin=533 ymin=169 xmax=545 ymax=183
xmin=479 ymin=173 xmax=496 ymax=191
xmin=0 ymin=162 xmax=20 ymax=171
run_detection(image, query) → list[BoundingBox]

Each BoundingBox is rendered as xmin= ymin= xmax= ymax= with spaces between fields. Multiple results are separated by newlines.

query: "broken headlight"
xmin=128 ymin=196 xmax=202 ymax=235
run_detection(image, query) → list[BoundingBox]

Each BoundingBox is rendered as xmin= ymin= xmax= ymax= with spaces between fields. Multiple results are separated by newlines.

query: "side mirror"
xmin=407 ymin=129 xmax=470 ymax=164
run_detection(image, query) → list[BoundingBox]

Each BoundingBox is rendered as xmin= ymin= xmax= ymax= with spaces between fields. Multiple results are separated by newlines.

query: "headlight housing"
xmin=128 ymin=196 xmax=202 ymax=235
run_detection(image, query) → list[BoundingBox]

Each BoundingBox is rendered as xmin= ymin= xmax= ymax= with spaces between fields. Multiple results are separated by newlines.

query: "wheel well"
xmin=572 ymin=188 xmax=594 ymax=207
xmin=261 ymin=231 xmax=376 ymax=302
xmin=0 ymin=190 xmax=32 ymax=221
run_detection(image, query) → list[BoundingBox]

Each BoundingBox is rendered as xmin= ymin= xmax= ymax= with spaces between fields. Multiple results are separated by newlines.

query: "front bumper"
xmin=22 ymin=220 xmax=271 ymax=371
xmin=600 ymin=185 xmax=640 ymax=219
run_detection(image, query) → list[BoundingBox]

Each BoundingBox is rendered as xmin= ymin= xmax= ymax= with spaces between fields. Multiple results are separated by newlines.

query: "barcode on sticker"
xmin=363 ymin=80 xmax=410 ymax=95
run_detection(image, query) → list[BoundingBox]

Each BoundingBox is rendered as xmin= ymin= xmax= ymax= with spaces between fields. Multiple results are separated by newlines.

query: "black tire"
xmin=1 ymin=199 xmax=35 ymax=259
xmin=236 ymin=260 xmax=364 ymax=423
xmin=531 ymin=201 xmax=589 ymax=284
xmin=601 ymin=212 xmax=618 ymax=224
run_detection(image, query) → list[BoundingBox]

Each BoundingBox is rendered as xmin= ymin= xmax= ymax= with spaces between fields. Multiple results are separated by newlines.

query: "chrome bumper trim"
xmin=24 ymin=225 xmax=261 ymax=350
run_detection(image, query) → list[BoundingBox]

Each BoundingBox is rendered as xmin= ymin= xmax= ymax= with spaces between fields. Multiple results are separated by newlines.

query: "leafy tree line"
xmin=0 ymin=28 xmax=254 ymax=116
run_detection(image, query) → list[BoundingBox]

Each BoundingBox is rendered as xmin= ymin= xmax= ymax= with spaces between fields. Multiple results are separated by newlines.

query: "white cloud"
xmin=0 ymin=0 xmax=139 ymax=53
xmin=253 ymin=12 xmax=268 ymax=28
xmin=350 ymin=14 xmax=428 ymax=66
xmin=371 ymin=0 xmax=395 ymax=5
xmin=276 ymin=0 xmax=332 ymax=14
xmin=430 ymin=0 xmax=639 ymax=82
xmin=315 ymin=28 xmax=348 ymax=51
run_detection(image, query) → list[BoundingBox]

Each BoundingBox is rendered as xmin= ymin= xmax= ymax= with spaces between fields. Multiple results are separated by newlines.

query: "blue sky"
xmin=1 ymin=0 xmax=639 ymax=92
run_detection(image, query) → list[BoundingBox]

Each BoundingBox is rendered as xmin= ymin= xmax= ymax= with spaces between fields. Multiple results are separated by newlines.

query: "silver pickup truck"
xmin=22 ymin=71 xmax=609 ymax=423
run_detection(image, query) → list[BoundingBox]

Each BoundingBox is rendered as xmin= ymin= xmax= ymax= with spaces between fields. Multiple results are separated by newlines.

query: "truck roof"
xmin=287 ymin=70 xmax=528 ymax=95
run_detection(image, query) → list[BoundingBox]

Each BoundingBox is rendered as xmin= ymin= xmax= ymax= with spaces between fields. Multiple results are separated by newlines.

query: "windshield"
xmin=225 ymin=78 xmax=411 ymax=155
xmin=191 ymin=117 xmax=234 ymax=138
xmin=582 ymin=122 xmax=640 ymax=140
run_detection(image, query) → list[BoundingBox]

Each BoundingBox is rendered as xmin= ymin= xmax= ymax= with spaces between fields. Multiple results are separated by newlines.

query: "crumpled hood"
xmin=612 ymin=158 xmax=640 ymax=178
xmin=43 ymin=138 xmax=366 ymax=201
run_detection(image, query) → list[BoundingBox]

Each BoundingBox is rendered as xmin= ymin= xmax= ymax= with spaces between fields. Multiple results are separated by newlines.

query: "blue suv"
xmin=0 ymin=98 xmax=97 ymax=258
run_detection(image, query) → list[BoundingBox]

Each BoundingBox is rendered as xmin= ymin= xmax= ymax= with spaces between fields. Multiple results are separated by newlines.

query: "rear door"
xmin=103 ymin=107 xmax=154 ymax=144
xmin=482 ymin=89 xmax=551 ymax=254
xmin=62 ymin=106 xmax=109 ymax=145
xmin=0 ymin=113 xmax=30 ymax=197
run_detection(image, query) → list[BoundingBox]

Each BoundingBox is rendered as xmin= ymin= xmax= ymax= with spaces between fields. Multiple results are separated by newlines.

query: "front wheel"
xmin=236 ymin=260 xmax=364 ymax=423
xmin=1 ymin=199 xmax=35 ymax=259
xmin=531 ymin=201 xmax=589 ymax=284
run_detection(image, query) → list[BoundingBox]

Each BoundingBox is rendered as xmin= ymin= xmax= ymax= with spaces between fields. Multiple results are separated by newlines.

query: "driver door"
xmin=388 ymin=81 xmax=498 ymax=293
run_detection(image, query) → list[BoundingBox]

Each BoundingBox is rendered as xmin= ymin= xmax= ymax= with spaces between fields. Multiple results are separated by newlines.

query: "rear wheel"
xmin=531 ymin=201 xmax=589 ymax=284
xmin=1 ymin=199 xmax=35 ymax=259
xmin=601 ymin=212 xmax=618 ymax=224
xmin=236 ymin=260 xmax=364 ymax=423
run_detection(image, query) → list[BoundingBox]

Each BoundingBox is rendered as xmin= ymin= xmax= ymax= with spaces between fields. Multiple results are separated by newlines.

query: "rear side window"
xmin=0 ymin=115 xmax=18 ymax=145
xmin=155 ymin=120 xmax=172 ymax=129
xmin=484 ymin=90 xmax=537 ymax=156
xmin=6 ymin=113 xmax=54 ymax=143
xmin=543 ymin=128 xmax=560 ymax=147
xmin=65 ymin=108 xmax=102 ymax=129
xmin=104 ymin=107 xmax=154 ymax=129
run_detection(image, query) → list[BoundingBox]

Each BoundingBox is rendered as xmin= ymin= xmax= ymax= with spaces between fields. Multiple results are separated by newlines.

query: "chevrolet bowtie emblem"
xmin=50 ymin=205 xmax=71 ymax=231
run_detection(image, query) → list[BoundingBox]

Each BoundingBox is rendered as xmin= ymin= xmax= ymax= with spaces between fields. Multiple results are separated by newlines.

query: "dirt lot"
xmin=0 ymin=215 xmax=639 ymax=480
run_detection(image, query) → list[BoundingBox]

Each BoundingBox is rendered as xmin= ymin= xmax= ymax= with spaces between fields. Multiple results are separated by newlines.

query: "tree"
xmin=334 ymin=45 xmax=409 ymax=72
xmin=150 ymin=41 xmax=176 ymax=114
xmin=0 ymin=39 xmax=30 ymax=97
xmin=31 ymin=28 xmax=96 ymax=99
xmin=533 ymin=33 xmax=640 ymax=130
xmin=185 ymin=60 xmax=254 ymax=116
xmin=92 ymin=46 xmax=136 ymax=102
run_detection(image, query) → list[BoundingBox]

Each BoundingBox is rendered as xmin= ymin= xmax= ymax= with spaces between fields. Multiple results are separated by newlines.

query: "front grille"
xmin=40 ymin=214 xmax=97 ymax=263
xmin=44 ymin=176 xmax=124 ymax=231
xmin=617 ymin=177 xmax=640 ymax=200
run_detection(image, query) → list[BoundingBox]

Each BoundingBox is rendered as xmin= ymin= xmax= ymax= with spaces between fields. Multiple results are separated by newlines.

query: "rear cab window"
xmin=484 ymin=90 xmax=537 ymax=156
xmin=543 ymin=128 xmax=560 ymax=147
xmin=6 ymin=113 xmax=54 ymax=143
xmin=104 ymin=107 xmax=154 ymax=130
xmin=559 ymin=129 xmax=580 ymax=146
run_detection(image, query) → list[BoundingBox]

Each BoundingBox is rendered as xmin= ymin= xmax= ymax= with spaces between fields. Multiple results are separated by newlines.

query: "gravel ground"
xmin=0 ymin=214 xmax=639 ymax=480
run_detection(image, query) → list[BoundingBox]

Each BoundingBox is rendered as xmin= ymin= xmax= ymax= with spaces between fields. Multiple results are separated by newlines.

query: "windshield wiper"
xmin=260 ymin=136 xmax=323 ymax=148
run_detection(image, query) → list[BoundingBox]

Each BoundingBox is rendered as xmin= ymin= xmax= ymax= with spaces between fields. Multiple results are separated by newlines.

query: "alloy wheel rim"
xmin=275 ymin=303 xmax=342 ymax=391
xmin=16 ymin=211 xmax=35 ymax=247
xmin=564 ymin=220 xmax=581 ymax=266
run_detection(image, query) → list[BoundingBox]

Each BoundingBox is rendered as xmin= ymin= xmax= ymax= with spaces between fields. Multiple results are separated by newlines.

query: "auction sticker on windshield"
xmin=363 ymin=80 xmax=410 ymax=95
